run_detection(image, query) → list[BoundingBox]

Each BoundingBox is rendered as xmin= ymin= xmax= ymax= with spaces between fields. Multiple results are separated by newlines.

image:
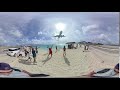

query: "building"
xmin=66 ymin=42 xmax=78 ymax=49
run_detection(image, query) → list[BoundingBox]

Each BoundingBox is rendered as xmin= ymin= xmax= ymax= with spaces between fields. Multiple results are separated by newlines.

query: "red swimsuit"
xmin=49 ymin=48 xmax=52 ymax=54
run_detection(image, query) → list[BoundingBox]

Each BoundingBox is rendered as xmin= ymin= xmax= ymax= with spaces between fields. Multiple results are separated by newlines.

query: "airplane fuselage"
xmin=59 ymin=31 xmax=62 ymax=35
xmin=54 ymin=31 xmax=65 ymax=39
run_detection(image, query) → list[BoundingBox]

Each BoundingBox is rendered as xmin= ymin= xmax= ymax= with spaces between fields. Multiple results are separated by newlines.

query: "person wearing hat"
xmin=0 ymin=62 xmax=49 ymax=78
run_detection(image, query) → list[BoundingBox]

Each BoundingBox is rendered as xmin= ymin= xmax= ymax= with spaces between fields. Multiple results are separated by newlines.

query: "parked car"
xmin=6 ymin=48 xmax=20 ymax=57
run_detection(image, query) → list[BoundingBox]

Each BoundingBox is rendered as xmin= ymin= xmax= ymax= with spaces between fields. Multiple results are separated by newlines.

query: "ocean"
xmin=33 ymin=44 xmax=67 ymax=50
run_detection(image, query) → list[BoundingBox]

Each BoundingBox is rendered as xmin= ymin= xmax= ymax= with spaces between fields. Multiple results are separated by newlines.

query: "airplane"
xmin=53 ymin=31 xmax=65 ymax=40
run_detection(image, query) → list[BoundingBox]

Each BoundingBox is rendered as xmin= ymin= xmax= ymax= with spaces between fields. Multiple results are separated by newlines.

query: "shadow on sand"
xmin=63 ymin=56 xmax=70 ymax=66
xmin=83 ymin=50 xmax=90 ymax=52
xmin=42 ymin=56 xmax=52 ymax=65
xmin=18 ymin=59 xmax=33 ymax=65
xmin=43 ymin=53 xmax=48 ymax=56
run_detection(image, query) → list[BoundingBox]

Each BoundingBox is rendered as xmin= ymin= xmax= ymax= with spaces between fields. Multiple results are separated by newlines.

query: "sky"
xmin=0 ymin=12 xmax=119 ymax=45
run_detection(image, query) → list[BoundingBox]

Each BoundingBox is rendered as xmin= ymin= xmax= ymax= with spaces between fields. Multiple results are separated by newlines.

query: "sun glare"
xmin=55 ymin=23 xmax=66 ymax=31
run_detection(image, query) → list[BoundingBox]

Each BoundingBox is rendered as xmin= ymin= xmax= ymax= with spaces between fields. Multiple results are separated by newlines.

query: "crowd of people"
xmin=17 ymin=46 xmax=38 ymax=64
xmin=17 ymin=45 xmax=67 ymax=64
xmin=47 ymin=45 xmax=66 ymax=58
xmin=83 ymin=44 xmax=89 ymax=52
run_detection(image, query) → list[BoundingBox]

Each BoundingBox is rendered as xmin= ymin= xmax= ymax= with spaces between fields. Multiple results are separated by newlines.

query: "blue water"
xmin=33 ymin=44 xmax=67 ymax=50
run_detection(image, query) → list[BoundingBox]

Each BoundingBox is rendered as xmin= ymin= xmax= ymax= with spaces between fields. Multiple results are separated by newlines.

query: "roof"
xmin=8 ymin=48 xmax=20 ymax=50
xmin=66 ymin=42 xmax=76 ymax=44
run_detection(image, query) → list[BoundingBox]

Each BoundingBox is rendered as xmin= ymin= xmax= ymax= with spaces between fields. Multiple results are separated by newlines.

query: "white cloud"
xmin=0 ymin=28 xmax=2 ymax=31
xmin=0 ymin=12 xmax=119 ymax=45
xmin=0 ymin=32 xmax=8 ymax=43
xmin=0 ymin=33 xmax=4 ymax=38
xmin=98 ymin=34 xmax=107 ymax=39
xmin=82 ymin=24 xmax=99 ymax=34
xmin=96 ymin=34 xmax=114 ymax=44
xmin=38 ymin=31 xmax=43 ymax=35
xmin=30 ymin=39 xmax=56 ymax=44
xmin=9 ymin=29 xmax=22 ymax=37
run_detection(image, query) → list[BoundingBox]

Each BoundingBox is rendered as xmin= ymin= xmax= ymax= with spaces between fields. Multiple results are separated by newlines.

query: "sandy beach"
xmin=0 ymin=45 xmax=119 ymax=78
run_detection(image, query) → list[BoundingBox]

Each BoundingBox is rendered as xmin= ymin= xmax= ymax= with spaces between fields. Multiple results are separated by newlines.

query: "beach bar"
xmin=66 ymin=42 xmax=78 ymax=49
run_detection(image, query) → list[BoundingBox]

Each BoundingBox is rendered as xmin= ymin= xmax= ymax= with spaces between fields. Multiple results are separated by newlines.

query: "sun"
xmin=55 ymin=23 xmax=66 ymax=31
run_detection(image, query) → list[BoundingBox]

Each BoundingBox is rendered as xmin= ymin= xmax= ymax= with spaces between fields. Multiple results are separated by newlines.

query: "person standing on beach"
xmin=28 ymin=46 xmax=31 ymax=54
xmin=32 ymin=48 xmax=37 ymax=63
xmin=63 ymin=46 xmax=66 ymax=57
xmin=83 ymin=44 xmax=86 ymax=52
xmin=26 ymin=51 xmax=32 ymax=62
xmin=84 ymin=44 xmax=87 ymax=50
xmin=79 ymin=44 xmax=81 ymax=47
xmin=86 ymin=44 xmax=89 ymax=50
xmin=55 ymin=46 xmax=57 ymax=53
xmin=87 ymin=44 xmax=89 ymax=50
xmin=48 ymin=48 xmax=52 ymax=58
xmin=24 ymin=49 xmax=29 ymax=57
xmin=35 ymin=46 xmax=38 ymax=54
xmin=26 ymin=46 xmax=32 ymax=62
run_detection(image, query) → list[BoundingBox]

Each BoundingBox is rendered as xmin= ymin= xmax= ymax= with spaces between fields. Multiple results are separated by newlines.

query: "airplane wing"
xmin=54 ymin=35 xmax=59 ymax=37
xmin=61 ymin=35 xmax=65 ymax=37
